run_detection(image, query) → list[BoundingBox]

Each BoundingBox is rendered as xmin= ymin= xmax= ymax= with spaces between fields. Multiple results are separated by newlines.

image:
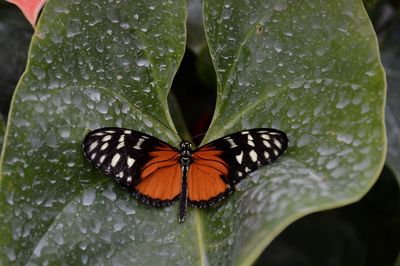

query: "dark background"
xmin=0 ymin=1 xmax=399 ymax=265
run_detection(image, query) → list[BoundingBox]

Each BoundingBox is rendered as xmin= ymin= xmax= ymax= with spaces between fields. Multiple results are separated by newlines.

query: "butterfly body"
xmin=177 ymin=141 xmax=192 ymax=223
xmin=83 ymin=128 xmax=288 ymax=223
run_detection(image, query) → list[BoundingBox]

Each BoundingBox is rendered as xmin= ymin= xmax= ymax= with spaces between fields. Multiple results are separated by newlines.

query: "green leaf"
xmin=201 ymin=0 xmax=385 ymax=264
xmin=0 ymin=1 xmax=386 ymax=266
xmin=0 ymin=0 xmax=187 ymax=264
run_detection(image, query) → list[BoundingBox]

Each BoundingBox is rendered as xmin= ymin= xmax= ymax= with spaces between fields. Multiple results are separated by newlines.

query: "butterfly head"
xmin=179 ymin=141 xmax=192 ymax=167
xmin=180 ymin=141 xmax=192 ymax=151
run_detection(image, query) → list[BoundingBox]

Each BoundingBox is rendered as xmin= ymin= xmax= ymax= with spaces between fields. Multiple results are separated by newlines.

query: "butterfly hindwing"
xmin=83 ymin=127 xmax=181 ymax=206
xmin=188 ymin=146 xmax=233 ymax=207
xmin=188 ymin=128 xmax=288 ymax=207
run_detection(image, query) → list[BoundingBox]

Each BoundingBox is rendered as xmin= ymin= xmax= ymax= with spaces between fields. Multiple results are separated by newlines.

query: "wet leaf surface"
xmin=0 ymin=0 xmax=187 ymax=264
xmin=201 ymin=0 xmax=386 ymax=264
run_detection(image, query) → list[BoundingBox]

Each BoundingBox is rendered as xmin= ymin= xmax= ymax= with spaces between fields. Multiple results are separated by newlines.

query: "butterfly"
xmin=83 ymin=127 xmax=288 ymax=223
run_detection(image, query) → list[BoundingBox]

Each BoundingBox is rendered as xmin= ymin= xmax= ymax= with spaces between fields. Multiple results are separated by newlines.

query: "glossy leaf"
xmin=0 ymin=0 xmax=186 ymax=264
xmin=201 ymin=0 xmax=386 ymax=265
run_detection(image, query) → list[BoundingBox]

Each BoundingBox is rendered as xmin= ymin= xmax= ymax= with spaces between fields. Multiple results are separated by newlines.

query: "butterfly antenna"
xmin=190 ymin=131 xmax=207 ymax=144
xmin=130 ymin=102 xmax=185 ymax=140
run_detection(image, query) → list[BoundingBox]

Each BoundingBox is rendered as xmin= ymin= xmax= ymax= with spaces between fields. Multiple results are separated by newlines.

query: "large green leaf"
xmin=0 ymin=1 xmax=386 ymax=266
xmin=0 ymin=0 xmax=187 ymax=264
xmin=200 ymin=0 xmax=385 ymax=264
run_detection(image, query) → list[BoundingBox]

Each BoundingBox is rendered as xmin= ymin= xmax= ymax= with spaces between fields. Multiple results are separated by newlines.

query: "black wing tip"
xmin=253 ymin=127 xmax=288 ymax=139
xmin=84 ymin=127 xmax=126 ymax=136
xmin=244 ymin=127 xmax=289 ymax=153
xmin=82 ymin=126 xmax=129 ymax=152
xmin=225 ymin=127 xmax=288 ymax=139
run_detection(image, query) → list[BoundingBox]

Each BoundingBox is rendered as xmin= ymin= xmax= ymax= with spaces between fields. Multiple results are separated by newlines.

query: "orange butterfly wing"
xmin=135 ymin=144 xmax=182 ymax=205
xmin=188 ymin=146 xmax=233 ymax=207
xmin=83 ymin=128 xmax=182 ymax=207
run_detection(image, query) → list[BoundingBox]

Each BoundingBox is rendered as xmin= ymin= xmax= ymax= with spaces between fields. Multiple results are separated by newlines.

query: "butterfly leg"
xmin=178 ymin=166 xmax=188 ymax=223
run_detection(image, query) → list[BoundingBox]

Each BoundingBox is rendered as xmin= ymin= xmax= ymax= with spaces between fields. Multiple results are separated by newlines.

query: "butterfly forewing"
xmin=83 ymin=127 xmax=181 ymax=206
xmin=193 ymin=128 xmax=288 ymax=186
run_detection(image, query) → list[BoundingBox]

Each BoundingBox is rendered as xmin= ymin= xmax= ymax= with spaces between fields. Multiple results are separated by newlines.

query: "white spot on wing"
xmin=263 ymin=140 xmax=271 ymax=148
xmin=248 ymin=134 xmax=254 ymax=141
xmin=117 ymin=171 xmax=124 ymax=178
xmin=261 ymin=134 xmax=270 ymax=140
xmin=93 ymin=132 xmax=105 ymax=136
xmin=273 ymin=139 xmax=282 ymax=149
xmin=91 ymin=153 xmax=97 ymax=160
xmin=241 ymin=131 xmax=249 ymax=135
xmin=124 ymin=130 xmax=132 ymax=134
xmin=127 ymin=176 xmax=132 ymax=182
xmin=127 ymin=157 xmax=135 ymax=168
xmin=264 ymin=151 xmax=270 ymax=160
xmin=249 ymin=150 xmax=258 ymax=162
xmin=106 ymin=130 xmax=115 ymax=133
xmin=111 ymin=153 xmax=121 ymax=167
xmin=117 ymin=142 xmax=125 ymax=149
xmin=118 ymin=135 xmax=125 ymax=142
xmin=102 ymin=135 xmax=112 ymax=142
xmin=236 ymin=151 xmax=243 ymax=164
xmin=99 ymin=155 xmax=106 ymax=164
xmin=269 ymin=132 xmax=280 ymax=135
xmin=134 ymin=138 xmax=145 ymax=149
xmin=89 ymin=141 xmax=98 ymax=152
xmin=274 ymin=149 xmax=279 ymax=156
xmin=100 ymin=142 xmax=109 ymax=150
xmin=227 ymin=138 xmax=238 ymax=148
xmin=248 ymin=140 xmax=255 ymax=147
